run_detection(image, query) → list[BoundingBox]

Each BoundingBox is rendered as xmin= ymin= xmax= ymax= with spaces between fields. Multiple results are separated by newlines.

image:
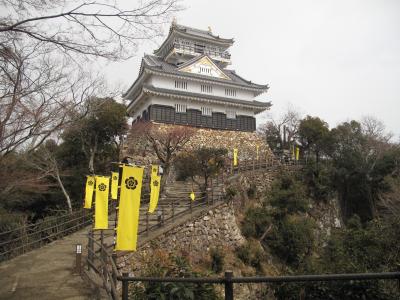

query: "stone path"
xmin=0 ymin=227 xmax=96 ymax=300
xmin=0 ymin=179 xmax=226 ymax=300
xmin=0 ymin=202 xmax=220 ymax=300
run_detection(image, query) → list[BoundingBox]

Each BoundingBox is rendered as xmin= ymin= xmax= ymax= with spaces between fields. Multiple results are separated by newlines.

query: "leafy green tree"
xmin=329 ymin=121 xmax=399 ymax=222
xmin=298 ymin=116 xmax=330 ymax=164
xmin=301 ymin=161 xmax=334 ymax=203
xmin=273 ymin=216 xmax=400 ymax=300
xmin=55 ymin=98 xmax=127 ymax=206
xmin=268 ymin=172 xmax=310 ymax=215
xmin=62 ymin=97 xmax=127 ymax=173
xmin=241 ymin=206 xmax=272 ymax=238
xmin=267 ymin=215 xmax=315 ymax=268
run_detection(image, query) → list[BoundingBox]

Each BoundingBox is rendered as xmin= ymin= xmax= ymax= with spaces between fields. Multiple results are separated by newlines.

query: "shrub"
xmin=301 ymin=161 xmax=334 ymax=202
xmin=210 ymin=247 xmax=225 ymax=273
xmin=268 ymin=173 xmax=310 ymax=215
xmin=130 ymin=250 xmax=220 ymax=300
xmin=267 ymin=215 xmax=315 ymax=267
xmin=225 ymin=186 xmax=237 ymax=201
xmin=272 ymin=216 xmax=400 ymax=299
xmin=236 ymin=240 xmax=265 ymax=271
xmin=247 ymin=183 xmax=256 ymax=198
xmin=320 ymin=215 xmax=400 ymax=273
xmin=241 ymin=206 xmax=272 ymax=239
xmin=273 ymin=280 xmax=398 ymax=300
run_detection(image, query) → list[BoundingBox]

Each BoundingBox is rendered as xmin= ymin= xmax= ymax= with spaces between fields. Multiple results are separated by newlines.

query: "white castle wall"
xmin=149 ymin=75 xmax=256 ymax=101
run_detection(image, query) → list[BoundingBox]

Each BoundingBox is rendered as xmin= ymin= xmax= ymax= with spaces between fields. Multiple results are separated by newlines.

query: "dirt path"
xmin=0 ymin=227 xmax=96 ymax=300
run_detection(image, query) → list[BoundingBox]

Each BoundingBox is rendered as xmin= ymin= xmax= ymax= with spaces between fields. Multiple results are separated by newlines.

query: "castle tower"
xmin=123 ymin=22 xmax=271 ymax=132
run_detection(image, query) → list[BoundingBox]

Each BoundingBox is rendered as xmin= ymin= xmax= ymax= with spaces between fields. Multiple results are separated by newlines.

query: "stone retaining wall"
xmin=123 ymin=124 xmax=274 ymax=164
xmin=125 ymin=203 xmax=244 ymax=274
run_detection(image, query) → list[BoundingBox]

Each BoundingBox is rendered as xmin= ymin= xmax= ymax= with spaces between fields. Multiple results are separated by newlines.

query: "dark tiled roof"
xmin=141 ymin=84 xmax=271 ymax=111
xmin=142 ymin=55 xmax=269 ymax=90
xmin=173 ymin=24 xmax=234 ymax=44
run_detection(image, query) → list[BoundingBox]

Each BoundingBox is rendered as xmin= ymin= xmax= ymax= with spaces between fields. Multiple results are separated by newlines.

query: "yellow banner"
xmin=190 ymin=191 xmax=196 ymax=201
xmin=233 ymin=148 xmax=238 ymax=166
xmin=111 ymin=172 xmax=119 ymax=200
xmin=296 ymin=147 xmax=300 ymax=161
xmin=149 ymin=175 xmax=161 ymax=213
xmin=94 ymin=176 xmax=109 ymax=230
xmin=84 ymin=176 xmax=95 ymax=209
xmin=115 ymin=165 xmax=144 ymax=251
xmin=151 ymin=165 xmax=158 ymax=176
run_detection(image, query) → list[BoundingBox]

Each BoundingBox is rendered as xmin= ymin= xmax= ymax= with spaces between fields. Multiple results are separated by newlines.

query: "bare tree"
xmin=258 ymin=105 xmax=302 ymax=153
xmin=130 ymin=122 xmax=194 ymax=190
xmin=0 ymin=153 xmax=51 ymax=201
xmin=0 ymin=0 xmax=180 ymax=60
xmin=361 ymin=115 xmax=393 ymax=143
xmin=0 ymin=0 xmax=180 ymax=156
xmin=0 ymin=41 xmax=105 ymax=156
xmin=29 ymin=140 xmax=73 ymax=213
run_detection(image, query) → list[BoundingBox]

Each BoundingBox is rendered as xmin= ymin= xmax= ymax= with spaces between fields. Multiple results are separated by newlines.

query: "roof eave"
xmin=122 ymin=69 xmax=149 ymax=99
xmin=142 ymin=86 xmax=271 ymax=110
xmin=154 ymin=29 xmax=234 ymax=56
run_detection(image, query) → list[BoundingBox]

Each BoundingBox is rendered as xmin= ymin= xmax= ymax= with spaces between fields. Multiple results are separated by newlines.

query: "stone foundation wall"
xmin=124 ymin=203 xmax=244 ymax=274
xmin=121 ymin=203 xmax=263 ymax=299
xmin=122 ymin=123 xmax=274 ymax=165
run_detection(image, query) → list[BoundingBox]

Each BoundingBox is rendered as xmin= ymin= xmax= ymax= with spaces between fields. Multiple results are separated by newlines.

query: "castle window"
xmin=175 ymin=104 xmax=187 ymax=113
xmin=226 ymin=109 xmax=236 ymax=119
xmin=201 ymin=107 xmax=212 ymax=116
xmin=225 ymin=88 xmax=236 ymax=97
xmin=174 ymin=80 xmax=187 ymax=90
xmin=200 ymin=84 xmax=213 ymax=94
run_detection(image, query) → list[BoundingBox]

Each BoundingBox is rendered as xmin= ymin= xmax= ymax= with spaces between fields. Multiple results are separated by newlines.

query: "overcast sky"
xmin=104 ymin=0 xmax=400 ymax=137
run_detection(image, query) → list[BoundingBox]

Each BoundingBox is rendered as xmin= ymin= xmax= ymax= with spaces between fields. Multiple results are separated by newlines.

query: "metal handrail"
xmin=117 ymin=271 xmax=400 ymax=300
xmin=0 ymin=212 xmax=90 ymax=246
xmin=0 ymin=208 xmax=86 ymax=236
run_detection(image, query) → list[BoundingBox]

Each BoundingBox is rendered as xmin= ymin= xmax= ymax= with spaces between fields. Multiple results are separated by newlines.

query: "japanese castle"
xmin=124 ymin=22 xmax=271 ymax=132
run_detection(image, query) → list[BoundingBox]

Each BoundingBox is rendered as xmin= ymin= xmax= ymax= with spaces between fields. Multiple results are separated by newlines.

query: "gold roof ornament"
xmin=208 ymin=26 xmax=212 ymax=33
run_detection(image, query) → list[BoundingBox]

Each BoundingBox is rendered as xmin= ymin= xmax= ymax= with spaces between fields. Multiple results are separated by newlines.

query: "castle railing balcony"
xmin=171 ymin=43 xmax=231 ymax=60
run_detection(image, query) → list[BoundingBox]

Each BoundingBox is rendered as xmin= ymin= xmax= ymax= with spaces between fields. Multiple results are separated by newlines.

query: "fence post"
xmin=190 ymin=198 xmax=193 ymax=215
xmin=75 ymin=244 xmax=82 ymax=274
xmin=112 ymin=253 xmax=118 ymax=289
xmin=101 ymin=243 xmax=108 ymax=285
xmin=122 ymin=272 xmax=129 ymax=300
xmin=82 ymin=209 xmax=86 ymax=228
xmin=88 ymin=230 xmax=94 ymax=271
xmin=146 ymin=212 xmax=149 ymax=236
xmin=224 ymin=270 xmax=234 ymax=300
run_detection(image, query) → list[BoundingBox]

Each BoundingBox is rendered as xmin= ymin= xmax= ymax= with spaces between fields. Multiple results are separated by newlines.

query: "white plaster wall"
xmin=149 ymin=95 xmax=255 ymax=116
xmin=150 ymin=75 xmax=257 ymax=101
